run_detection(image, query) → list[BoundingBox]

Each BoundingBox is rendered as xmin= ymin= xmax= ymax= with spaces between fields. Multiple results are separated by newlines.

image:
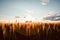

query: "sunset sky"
xmin=0 ymin=0 xmax=60 ymax=21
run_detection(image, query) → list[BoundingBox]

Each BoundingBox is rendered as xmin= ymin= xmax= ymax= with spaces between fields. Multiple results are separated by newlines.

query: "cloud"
xmin=25 ymin=9 xmax=34 ymax=14
xmin=41 ymin=2 xmax=47 ymax=5
xmin=43 ymin=13 xmax=60 ymax=21
xmin=41 ymin=0 xmax=50 ymax=5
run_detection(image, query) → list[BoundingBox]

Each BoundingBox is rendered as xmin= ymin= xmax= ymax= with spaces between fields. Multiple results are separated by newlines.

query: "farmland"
xmin=0 ymin=21 xmax=60 ymax=40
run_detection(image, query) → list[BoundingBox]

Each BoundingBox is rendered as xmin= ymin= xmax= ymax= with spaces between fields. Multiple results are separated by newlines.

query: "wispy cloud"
xmin=41 ymin=0 xmax=50 ymax=5
xmin=43 ymin=12 xmax=60 ymax=21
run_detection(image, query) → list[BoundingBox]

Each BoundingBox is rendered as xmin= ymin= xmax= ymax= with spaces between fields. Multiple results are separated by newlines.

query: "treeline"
xmin=0 ymin=22 xmax=60 ymax=40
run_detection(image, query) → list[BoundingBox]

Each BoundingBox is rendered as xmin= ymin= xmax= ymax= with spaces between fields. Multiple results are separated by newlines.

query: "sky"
xmin=0 ymin=0 xmax=60 ymax=21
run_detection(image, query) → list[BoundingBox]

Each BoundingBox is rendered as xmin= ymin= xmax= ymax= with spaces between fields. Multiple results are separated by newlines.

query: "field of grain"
xmin=0 ymin=21 xmax=60 ymax=40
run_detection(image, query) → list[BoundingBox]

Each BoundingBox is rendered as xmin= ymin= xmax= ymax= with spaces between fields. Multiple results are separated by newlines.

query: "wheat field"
xmin=0 ymin=21 xmax=60 ymax=40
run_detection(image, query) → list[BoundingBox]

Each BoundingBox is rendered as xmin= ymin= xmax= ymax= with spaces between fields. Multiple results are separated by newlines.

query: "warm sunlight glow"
xmin=24 ymin=15 xmax=34 ymax=22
